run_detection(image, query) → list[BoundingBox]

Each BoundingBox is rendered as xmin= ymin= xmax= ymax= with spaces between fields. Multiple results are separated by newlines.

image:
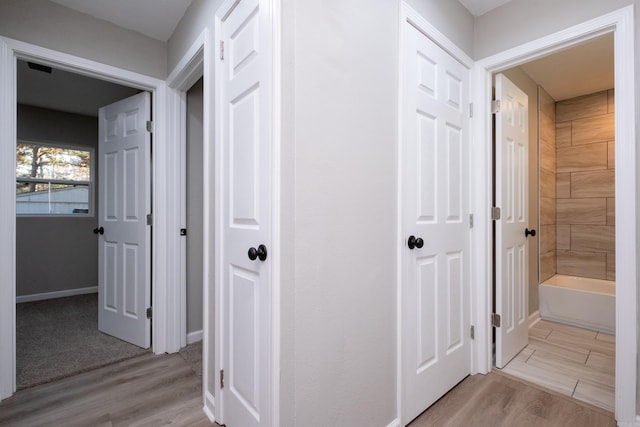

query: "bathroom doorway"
xmin=497 ymin=34 xmax=616 ymax=412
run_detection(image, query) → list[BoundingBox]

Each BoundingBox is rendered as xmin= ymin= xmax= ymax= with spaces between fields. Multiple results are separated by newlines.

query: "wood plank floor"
xmin=0 ymin=335 xmax=616 ymax=427
xmin=500 ymin=319 xmax=615 ymax=412
xmin=409 ymin=371 xmax=616 ymax=427
xmin=0 ymin=352 xmax=218 ymax=427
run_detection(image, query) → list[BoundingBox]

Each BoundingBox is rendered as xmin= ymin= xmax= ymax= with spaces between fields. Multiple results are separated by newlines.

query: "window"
xmin=16 ymin=142 xmax=93 ymax=215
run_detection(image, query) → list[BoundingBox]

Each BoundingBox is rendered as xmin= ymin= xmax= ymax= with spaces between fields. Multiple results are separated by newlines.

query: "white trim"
xmin=472 ymin=5 xmax=636 ymax=424
xmin=16 ymin=286 xmax=97 ymax=303
xmin=203 ymin=390 xmax=216 ymax=423
xmin=397 ymin=3 xmax=474 ymax=425
xmin=186 ymin=330 xmax=203 ymax=345
xmin=166 ymin=29 xmax=208 ymax=352
xmin=270 ymin=0 xmax=282 ymax=426
xmin=528 ymin=310 xmax=540 ymax=328
xmin=386 ymin=418 xmax=401 ymax=427
xmin=0 ymin=36 xmax=178 ymax=400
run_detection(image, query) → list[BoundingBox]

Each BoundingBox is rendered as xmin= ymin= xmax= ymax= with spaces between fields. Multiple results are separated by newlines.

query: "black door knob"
xmin=93 ymin=226 xmax=104 ymax=235
xmin=248 ymin=244 xmax=268 ymax=261
xmin=525 ymin=228 xmax=536 ymax=238
xmin=407 ymin=235 xmax=424 ymax=250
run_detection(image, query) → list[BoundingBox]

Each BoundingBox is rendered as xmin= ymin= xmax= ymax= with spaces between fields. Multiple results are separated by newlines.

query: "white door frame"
xmin=0 ymin=36 xmax=184 ymax=400
xmin=165 ymin=28 xmax=215 ymax=418
xmin=395 ymin=4 xmax=474 ymax=426
xmin=471 ymin=6 xmax=636 ymax=424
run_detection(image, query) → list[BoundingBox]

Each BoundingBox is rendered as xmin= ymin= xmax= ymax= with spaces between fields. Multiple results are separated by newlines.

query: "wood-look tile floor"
xmin=0 ymin=351 xmax=219 ymax=427
xmin=500 ymin=319 xmax=615 ymax=412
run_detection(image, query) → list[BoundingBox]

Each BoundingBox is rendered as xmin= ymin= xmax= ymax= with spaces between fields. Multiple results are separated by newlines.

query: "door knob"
xmin=93 ymin=226 xmax=104 ymax=235
xmin=248 ymin=244 xmax=268 ymax=261
xmin=525 ymin=228 xmax=536 ymax=238
xmin=407 ymin=235 xmax=424 ymax=250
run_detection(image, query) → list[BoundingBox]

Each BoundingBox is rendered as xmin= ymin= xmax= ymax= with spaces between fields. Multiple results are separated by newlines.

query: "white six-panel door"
xmin=217 ymin=0 xmax=272 ymax=425
xmin=494 ymin=73 xmax=529 ymax=368
xmin=97 ymin=92 xmax=151 ymax=349
xmin=401 ymin=22 xmax=471 ymax=423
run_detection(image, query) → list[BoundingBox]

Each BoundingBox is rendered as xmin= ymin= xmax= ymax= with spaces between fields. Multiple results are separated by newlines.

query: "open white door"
xmin=216 ymin=0 xmax=272 ymax=425
xmin=401 ymin=22 xmax=471 ymax=423
xmin=494 ymin=73 xmax=529 ymax=368
xmin=97 ymin=92 xmax=151 ymax=349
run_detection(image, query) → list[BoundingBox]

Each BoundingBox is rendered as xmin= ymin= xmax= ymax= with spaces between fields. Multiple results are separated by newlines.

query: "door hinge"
xmin=491 ymin=207 xmax=501 ymax=221
xmin=469 ymin=102 xmax=474 ymax=118
xmin=180 ymin=228 xmax=187 ymax=236
xmin=470 ymin=325 xmax=475 ymax=340
xmin=469 ymin=213 xmax=474 ymax=229
xmin=220 ymin=40 xmax=225 ymax=61
xmin=146 ymin=307 xmax=152 ymax=319
xmin=220 ymin=369 xmax=224 ymax=389
xmin=146 ymin=120 xmax=153 ymax=133
xmin=491 ymin=313 xmax=501 ymax=328
xmin=146 ymin=214 xmax=153 ymax=226
xmin=491 ymin=100 xmax=501 ymax=114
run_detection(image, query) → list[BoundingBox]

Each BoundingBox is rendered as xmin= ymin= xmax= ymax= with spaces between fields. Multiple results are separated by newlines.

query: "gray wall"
xmin=16 ymin=104 xmax=98 ymax=296
xmin=405 ymin=0 xmax=474 ymax=58
xmin=501 ymin=67 xmax=540 ymax=316
xmin=167 ymin=0 xmax=225 ymax=73
xmin=186 ymin=78 xmax=204 ymax=335
xmin=0 ymin=0 xmax=166 ymax=79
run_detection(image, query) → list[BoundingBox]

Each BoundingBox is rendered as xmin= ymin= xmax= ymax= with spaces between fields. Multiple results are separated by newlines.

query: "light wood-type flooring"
xmin=501 ymin=319 xmax=615 ymax=412
xmin=0 ymin=333 xmax=616 ymax=427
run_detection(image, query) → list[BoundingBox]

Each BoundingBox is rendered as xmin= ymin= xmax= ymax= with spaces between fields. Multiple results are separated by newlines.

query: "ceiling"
xmin=520 ymin=34 xmax=614 ymax=101
xmin=457 ymin=0 xmax=513 ymax=16
xmin=17 ymin=60 xmax=140 ymax=117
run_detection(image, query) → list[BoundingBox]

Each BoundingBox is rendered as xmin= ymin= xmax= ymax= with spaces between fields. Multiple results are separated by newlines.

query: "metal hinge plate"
xmin=491 ymin=313 xmax=501 ymax=328
xmin=146 ymin=307 xmax=152 ymax=319
xmin=469 ymin=214 xmax=474 ymax=229
xmin=146 ymin=120 xmax=153 ymax=133
xmin=147 ymin=214 xmax=153 ymax=226
xmin=491 ymin=207 xmax=501 ymax=221
xmin=220 ymin=369 xmax=224 ymax=389
xmin=220 ymin=40 xmax=224 ymax=61
xmin=469 ymin=102 xmax=474 ymax=118
xmin=491 ymin=100 xmax=501 ymax=114
xmin=470 ymin=325 xmax=475 ymax=340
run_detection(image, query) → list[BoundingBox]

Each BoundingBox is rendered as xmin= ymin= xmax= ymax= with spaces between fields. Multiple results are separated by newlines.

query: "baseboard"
xmin=16 ymin=286 xmax=98 ymax=303
xmin=385 ymin=418 xmax=401 ymax=427
xmin=187 ymin=330 xmax=203 ymax=345
xmin=528 ymin=310 xmax=540 ymax=328
xmin=203 ymin=390 xmax=216 ymax=422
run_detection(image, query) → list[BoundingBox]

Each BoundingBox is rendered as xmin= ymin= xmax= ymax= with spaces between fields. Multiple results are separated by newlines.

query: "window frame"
xmin=15 ymin=139 xmax=95 ymax=217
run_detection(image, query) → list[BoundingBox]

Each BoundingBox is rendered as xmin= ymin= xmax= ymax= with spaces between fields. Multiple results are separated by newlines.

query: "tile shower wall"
xmin=539 ymin=87 xmax=556 ymax=282
xmin=555 ymin=90 xmax=615 ymax=280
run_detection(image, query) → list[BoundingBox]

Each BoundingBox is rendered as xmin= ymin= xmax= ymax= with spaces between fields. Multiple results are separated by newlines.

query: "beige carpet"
xmin=16 ymin=293 xmax=148 ymax=390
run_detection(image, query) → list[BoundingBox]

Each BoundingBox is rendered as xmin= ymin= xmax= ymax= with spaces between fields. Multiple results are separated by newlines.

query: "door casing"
xmin=0 ymin=36 xmax=183 ymax=400
xmin=471 ymin=5 xmax=637 ymax=424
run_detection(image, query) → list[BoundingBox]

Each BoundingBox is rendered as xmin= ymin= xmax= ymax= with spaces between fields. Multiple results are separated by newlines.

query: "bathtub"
xmin=538 ymin=274 xmax=615 ymax=334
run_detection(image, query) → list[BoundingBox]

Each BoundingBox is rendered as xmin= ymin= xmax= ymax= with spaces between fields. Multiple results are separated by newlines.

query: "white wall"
xmin=474 ymin=0 xmax=636 ymax=59
xmin=166 ymin=0 xmax=224 ymax=73
xmin=16 ymin=105 xmax=98 ymax=297
xmin=0 ymin=0 xmax=166 ymax=79
xmin=282 ymin=0 xmax=399 ymax=425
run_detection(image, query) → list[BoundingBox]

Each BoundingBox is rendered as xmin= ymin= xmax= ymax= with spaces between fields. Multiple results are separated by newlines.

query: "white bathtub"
xmin=539 ymin=274 xmax=615 ymax=334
